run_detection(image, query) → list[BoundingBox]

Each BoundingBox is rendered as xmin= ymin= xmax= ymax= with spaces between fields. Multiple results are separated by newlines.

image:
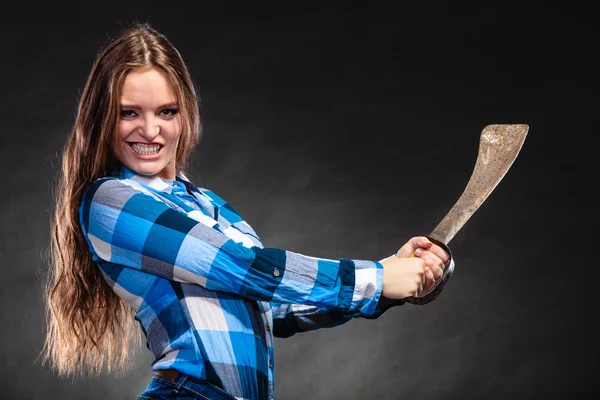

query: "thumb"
xmin=397 ymin=236 xmax=433 ymax=258
xmin=411 ymin=236 xmax=433 ymax=249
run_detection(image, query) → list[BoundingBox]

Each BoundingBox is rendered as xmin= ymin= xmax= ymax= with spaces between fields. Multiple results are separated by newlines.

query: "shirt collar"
xmin=111 ymin=164 xmax=189 ymax=194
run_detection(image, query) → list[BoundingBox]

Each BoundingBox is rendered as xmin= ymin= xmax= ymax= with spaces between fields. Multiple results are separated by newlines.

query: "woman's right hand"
xmin=380 ymin=256 xmax=429 ymax=299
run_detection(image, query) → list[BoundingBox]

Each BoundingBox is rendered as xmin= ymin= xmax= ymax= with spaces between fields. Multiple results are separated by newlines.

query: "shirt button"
xmin=273 ymin=269 xmax=280 ymax=277
xmin=269 ymin=361 xmax=273 ymax=368
xmin=266 ymin=325 xmax=271 ymax=332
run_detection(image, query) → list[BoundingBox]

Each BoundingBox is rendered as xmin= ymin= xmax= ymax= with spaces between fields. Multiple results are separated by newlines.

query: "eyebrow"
xmin=120 ymin=102 xmax=179 ymax=110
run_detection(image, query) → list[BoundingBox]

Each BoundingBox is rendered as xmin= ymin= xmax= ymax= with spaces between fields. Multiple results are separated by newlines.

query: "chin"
xmin=125 ymin=161 xmax=165 ymax=177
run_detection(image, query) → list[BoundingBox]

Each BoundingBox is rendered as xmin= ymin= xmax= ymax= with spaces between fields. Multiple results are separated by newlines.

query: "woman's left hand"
xmin=396 ymin=236 xmax=450 ymax=294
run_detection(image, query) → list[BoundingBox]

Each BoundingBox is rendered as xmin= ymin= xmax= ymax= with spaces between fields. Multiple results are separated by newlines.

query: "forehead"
xmin=120 ymin=67 xmax=177 ymax=104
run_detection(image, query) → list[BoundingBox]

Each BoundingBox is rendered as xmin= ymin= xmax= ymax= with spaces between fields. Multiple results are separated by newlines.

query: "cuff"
xmin=364 ymin=296 xmax=406 ymax=319
xmin=340 ymin=259 xmax=384 ymax=317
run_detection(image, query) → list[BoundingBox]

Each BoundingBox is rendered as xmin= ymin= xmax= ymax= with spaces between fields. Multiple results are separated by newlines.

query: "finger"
xmin=425 ymin=244 xmax=450 ymax=265
xmin=414 ymin=263 xmax=426 ymax=296
xmin=418 ymin=247 xmax=444 ymax=263
xmin=418 ymin=253 xmax=443 ymax=280
xmin=410 ymin=236 xmax=433 ymax=251
xmin=420 ymin=264 xmax=430 ymax=286
xmin=420 ymin=250 xmax=447 ymax=270
xmin=430 ymin=264 xmax=444 ymax=280
xmin=424 ymin=267 xmax=435 ymax=290
xmin=413 ymin=243 xmax=432 ymax=258
xmin=399 ymin=236 xmax=432 ymax=258
xmin=415 ymin=279 xmax=423 ymax=297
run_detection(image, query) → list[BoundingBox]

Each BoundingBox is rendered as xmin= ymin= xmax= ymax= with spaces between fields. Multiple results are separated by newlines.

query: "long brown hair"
xmin=42 ymin=21 xmax=201 ymax=376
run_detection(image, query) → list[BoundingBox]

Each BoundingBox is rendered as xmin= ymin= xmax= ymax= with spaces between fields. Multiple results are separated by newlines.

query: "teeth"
xmin=131 ymin=143 xmax=160 ymax=155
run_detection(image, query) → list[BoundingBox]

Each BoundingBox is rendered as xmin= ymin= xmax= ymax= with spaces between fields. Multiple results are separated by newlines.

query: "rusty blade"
xmin=429 ymin=124 xmax=529 ymax=245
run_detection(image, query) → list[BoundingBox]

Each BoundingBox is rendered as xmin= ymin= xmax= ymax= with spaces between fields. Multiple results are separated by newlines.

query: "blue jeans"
xmin=136 ymin=374 xmax=236 ymax=400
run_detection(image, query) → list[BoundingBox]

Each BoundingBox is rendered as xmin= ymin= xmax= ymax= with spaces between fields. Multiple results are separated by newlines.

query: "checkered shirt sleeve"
xmin=79 ymin=177 xmax=384 ymax=316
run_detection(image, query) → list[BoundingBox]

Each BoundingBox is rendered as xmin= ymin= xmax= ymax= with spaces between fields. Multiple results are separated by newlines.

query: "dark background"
xmin=1 ymin=2 xmax=597 ymax=399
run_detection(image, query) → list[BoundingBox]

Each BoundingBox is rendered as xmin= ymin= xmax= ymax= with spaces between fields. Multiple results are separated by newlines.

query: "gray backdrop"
xmin=1 ymin=2 xmax=597 ymax=399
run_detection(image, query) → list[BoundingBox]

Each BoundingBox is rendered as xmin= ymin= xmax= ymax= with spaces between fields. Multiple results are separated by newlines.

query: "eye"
xmin=160 ymin=108 xmax=179 ymax=117
xmin=121 ymin=109 xmax=137 ymax=118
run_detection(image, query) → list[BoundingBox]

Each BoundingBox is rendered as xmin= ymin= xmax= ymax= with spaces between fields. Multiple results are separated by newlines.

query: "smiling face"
xmin=114 ymin=66 xmax=182 ymax=180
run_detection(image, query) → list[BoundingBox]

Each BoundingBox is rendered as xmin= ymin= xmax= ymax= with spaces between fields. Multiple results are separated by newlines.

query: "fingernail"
xmin=415 ymin=249 xmax=422 ymax=256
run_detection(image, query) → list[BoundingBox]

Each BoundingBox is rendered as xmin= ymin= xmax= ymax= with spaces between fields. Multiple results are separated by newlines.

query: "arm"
xmin=270 ymin=254 xmax=405 ymax=338
xmin=78 ymin=177 xmax=383 ymax=316
xmin=271 ymin=248 xmax=454 ymax=338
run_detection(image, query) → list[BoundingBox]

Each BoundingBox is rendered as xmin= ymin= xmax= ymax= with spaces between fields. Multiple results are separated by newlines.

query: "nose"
xmin=139 ymin=116 xmax=161 ymax=141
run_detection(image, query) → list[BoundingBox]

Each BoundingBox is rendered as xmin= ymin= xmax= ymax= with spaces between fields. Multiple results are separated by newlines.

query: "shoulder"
xmin=79 ymin=177 xmax=165 ymax=224
xmin=82 ymin=176 xmax=159 ymax=203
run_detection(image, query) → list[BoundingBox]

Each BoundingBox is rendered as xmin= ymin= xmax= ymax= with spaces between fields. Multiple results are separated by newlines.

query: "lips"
xmin=127 ymin=142 xmax=163 ymax=146
xmin=127 ymin=142 xmax=163 ymax=156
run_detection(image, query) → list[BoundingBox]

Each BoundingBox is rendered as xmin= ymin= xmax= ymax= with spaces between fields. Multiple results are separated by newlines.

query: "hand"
xmin=396 ymin=236 xmax=451 ymax=294
xmin=380 ymin=256 xmax=428 ymax=299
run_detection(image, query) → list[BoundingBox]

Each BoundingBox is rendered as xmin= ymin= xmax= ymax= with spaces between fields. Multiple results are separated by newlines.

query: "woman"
xmin=43 ymin=22 xmax=453 ymax=400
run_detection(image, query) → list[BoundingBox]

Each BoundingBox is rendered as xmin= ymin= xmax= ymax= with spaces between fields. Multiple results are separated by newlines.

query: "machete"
xmin=405 ymin=123 xmax=529 ymax=305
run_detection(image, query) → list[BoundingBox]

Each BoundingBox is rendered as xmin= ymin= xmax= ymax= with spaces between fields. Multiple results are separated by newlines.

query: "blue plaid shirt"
xmin=78 ymin=165 xmax=393 ymax=400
